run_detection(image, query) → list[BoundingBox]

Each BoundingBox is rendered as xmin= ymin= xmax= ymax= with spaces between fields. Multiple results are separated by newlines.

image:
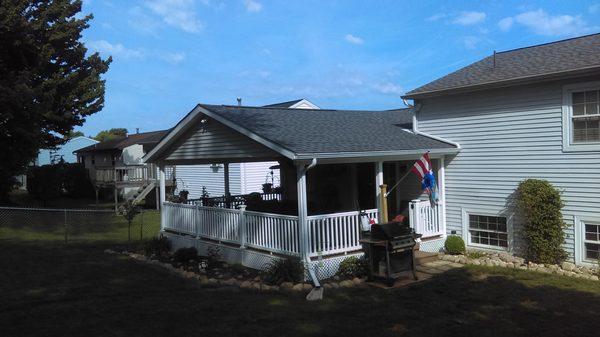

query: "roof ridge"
xmin=201 ymin=103 xmax=409 ymax=113
xmin=496 ymin=32 xmax=600 ymax=55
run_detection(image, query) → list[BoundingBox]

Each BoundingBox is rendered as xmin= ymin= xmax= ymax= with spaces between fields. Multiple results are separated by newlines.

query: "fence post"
xmin=140 ymin=209 xmax=144 ymax=241
xmin=409 ymin=200 xmax=419 ymax=232
xmin=238 ymin=205 xmax=246 ymax=248
xmin=63 ymin=209 xmax=68 ymax=244
xmin=195 ymin=204 xmax=200 ymax=239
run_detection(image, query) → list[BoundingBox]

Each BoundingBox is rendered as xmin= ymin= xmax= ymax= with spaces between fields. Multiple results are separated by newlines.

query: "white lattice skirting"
xmin=164 ymin=232 xmax=367 ymax=280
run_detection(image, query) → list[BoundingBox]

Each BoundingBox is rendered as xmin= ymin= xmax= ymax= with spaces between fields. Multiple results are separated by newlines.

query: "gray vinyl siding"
xmin=417 ymin=77 xmax=600 ymax=260
xmin=166 ymin=116 xmax=279 ymax=162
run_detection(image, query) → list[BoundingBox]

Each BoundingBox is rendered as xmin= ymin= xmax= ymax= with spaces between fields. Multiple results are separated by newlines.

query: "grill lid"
xmin=370 ymin=222 xmax=413 ymax=240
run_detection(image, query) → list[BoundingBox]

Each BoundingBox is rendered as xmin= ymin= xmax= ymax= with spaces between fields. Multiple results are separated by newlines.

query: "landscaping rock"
xmin=561 ymin=262 xmax=576 ymax=272
xmin=240 ymin=281 xmax=252 ymax=289
xmin=302 ymin=283 xmax=313 ymax=291
xmin=339 ymin=280 xmax=354 ymax=288
xmin=352 ymin=277 xmax=363 ymax=285
xmin=292 ymin=283 xmax=304 ymax=291
xmin=280 ymin=282 xmax=293 ymax=290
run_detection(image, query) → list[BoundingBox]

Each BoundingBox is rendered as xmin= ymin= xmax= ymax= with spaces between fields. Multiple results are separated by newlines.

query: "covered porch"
xmin=145 ymin=104 xmax=459 ymax=277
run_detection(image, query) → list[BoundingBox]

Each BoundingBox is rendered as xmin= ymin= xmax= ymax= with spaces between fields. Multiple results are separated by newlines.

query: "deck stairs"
xmin=128 ymin=181 xmax=157 ymax=204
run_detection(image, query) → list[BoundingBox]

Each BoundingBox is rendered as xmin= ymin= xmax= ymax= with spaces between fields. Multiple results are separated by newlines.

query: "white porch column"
xmin=296 ymin=164 xmax=309 ymax=261
xmin=375 ymin=161 xmax=384 ymax=222
xmin=437 ymin=156 xmax=447 ymax=236
xmin=159 ymin=164 xmax=166 ymax=208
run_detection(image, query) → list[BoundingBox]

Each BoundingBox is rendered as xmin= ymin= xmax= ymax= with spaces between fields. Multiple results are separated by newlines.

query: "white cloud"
xmin=452 ymin=11 xmax=486 ymax=25
xmin=373 ymin=82 xmax=404 ymax=95
xmin=161 ymin=52 xmax=186 ymax=64
xmin=427 ymin=13 xmax=447 ymax=22
xmin=87 ymin=40 xmax=144 ymax=59
xmin=589 ymin=4 xmax=600 ymax=14
xmin=511 ymin=9 xmax=596 ymax=36
xmin=344 ymin=34 xmax=364 ymax=45
xmin=145 ymin=0 xmax=203 ymax=33
xmin=243 ymin=0 xmax=262 ymax=13
xmin=498 ymin=17 xmax=514 ymax=31
xmin=462 ymin=36 xmax=480 ymax=49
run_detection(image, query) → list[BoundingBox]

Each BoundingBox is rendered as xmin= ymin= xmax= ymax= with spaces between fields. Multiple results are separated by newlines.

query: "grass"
xmin=0 ymin=237 xmax=599 ymax=337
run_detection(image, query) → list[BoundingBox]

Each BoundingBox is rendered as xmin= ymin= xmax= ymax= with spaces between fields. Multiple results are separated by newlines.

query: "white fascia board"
xmin=294 ymin=147 xmax=460 ymax=164
xmin=289 ymin=99 xmax=320 ymax=109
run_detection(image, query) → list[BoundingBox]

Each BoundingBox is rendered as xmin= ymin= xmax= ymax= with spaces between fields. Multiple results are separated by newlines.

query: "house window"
xmin=468 ymin=214 xmax=508 ymax=249
xmin=584 ymin=223 xmax=600 ymax=261
xmin=571 ymin=90 xmax=600 ymax=143
xmin=563 ymin=82 xmax=600 ymax=151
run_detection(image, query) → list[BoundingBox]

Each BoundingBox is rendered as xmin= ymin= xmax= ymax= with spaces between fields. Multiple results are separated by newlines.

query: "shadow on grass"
xmin=0 ymin=240 xmax=598 ymax=337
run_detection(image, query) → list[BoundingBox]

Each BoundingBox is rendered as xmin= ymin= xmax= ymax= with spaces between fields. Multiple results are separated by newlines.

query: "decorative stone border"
xmin=104 ymin=249 xmax=366 ymax=291
xmin=439 ymin=252 xmax=599 ymax=281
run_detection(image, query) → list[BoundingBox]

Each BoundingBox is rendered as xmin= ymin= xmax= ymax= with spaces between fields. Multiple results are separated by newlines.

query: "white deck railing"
xmin=409 ymin=199 xmax=445 ymax=238
xmin=162 ymin=202 xmax=299 ymax=256
xmin=307 ymin=209 xmax=378 ymax=257
xmin=244 ymin=210 xmax=300 ymax=256
xmin=162 ymin=203 xmax=379 ymax=258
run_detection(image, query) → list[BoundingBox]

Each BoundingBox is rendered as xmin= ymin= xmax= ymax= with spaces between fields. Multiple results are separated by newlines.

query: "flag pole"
xmin=384 ymin=169 xmax=412 ymax=198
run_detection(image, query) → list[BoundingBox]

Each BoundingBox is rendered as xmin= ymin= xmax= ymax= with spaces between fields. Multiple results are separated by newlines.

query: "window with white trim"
xmin=563 ymin=82 xmax=600 ymax=151
xmin=468 ymin=214 xmax=508 ymax=248
xmin=571 ymin=90 xmax=600 ymax=143
xmin=584 ymin=222 xmax=600 ymax=261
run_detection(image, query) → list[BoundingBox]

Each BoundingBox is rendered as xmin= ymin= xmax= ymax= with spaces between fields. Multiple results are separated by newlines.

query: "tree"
xmin=94 ymin=128 xmax=128 ymax=142
xmin=0 ymin=0 xmax=111 ymax=203
xmin=65 ymin=130 xmax=85 ymax=139
xmin=119 ymin=200 xmax=141 ymax=241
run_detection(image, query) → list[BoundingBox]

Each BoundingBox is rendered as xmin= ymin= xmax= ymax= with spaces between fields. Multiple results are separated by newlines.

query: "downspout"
xmin=403 ymin=98 xmax=461 ymax=149
xmin=302 ymin=158 xmax=320 ymax=288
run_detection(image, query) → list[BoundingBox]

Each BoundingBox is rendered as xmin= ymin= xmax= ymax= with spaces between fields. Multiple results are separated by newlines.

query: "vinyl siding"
xmin=417 ymin=77 xmax=600 ymax=260
xmin=176 ymin=162 xmax=278 ymax=198
xmin=165 ymin=116 xmax=279 ymax=162
xmin=176 ymin=164 xmax=242 ymax=198
xmin=240 ymin=162 xmax=280 ymax=194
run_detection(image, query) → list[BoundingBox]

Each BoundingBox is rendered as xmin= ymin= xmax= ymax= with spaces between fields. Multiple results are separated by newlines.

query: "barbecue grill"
xmin=360 ymin=222 xmax=420 ymax=286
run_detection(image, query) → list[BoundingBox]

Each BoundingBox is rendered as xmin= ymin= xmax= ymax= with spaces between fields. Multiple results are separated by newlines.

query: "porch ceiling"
xmin=144 ymin=104 xmax=459 ymax=165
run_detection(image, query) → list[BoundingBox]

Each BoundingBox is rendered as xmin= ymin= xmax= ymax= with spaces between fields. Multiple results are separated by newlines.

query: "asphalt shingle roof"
xmin=199 ymin=104 xmax=455 ymax=155
xmin=405 ymin=33 xmax=600 ymax=97
xmin=262 ymin=99 xmax=304 ymax=108
xmin=75 ymin=130 xmax=169 ymax=153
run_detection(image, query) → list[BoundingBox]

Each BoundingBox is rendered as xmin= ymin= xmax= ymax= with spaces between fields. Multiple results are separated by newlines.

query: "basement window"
xmin=584 ymin=223 xmax=600 ymax=261
xmin=468 ymin=214 xmax=508 ymax=249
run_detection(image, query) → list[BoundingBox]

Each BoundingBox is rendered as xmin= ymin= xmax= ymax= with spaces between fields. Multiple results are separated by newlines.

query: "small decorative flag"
xmin=411 ymin=152 xmax=438 ymax=206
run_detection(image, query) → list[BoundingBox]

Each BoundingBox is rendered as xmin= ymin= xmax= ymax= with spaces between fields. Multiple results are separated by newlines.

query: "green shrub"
xmin=466 ymin=250 xmax=487 ymax=259
xmin=445 ymin=236 xmax=466 ymax=255
xmin=337 ymin=256 xmax=369 ymax=278
xmin=263 ymin=258 xmax=304 ymax=285
xmin=63 ymin=163 xmax=94 ymax=197
xmin=173 ymin=247 xmax=199 ymax=263
xmin=516 ymin=179 xmax=567 ymax=264
xmin=143 ymin=235 xmax=171 ymax=256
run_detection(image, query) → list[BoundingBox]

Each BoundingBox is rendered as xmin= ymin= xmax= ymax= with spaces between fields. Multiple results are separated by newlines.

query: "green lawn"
xmin=1 ymin=237 xmax=599 ymax=337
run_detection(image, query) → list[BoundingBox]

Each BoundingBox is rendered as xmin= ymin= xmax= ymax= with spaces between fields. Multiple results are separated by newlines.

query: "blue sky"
xmin=79 ymin=0 xmax=600 ymax=136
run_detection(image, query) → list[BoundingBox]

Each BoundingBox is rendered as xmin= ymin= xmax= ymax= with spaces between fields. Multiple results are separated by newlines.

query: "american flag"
xmin=411 ymin=152 xmax=438 ymax=206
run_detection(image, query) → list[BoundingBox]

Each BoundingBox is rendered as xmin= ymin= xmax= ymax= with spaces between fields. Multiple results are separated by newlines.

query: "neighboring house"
xmin=144 ymin=33 xmax=599 ymax=277
xmin=402 ymin=33 xmax=600 ymax=267
xmin=15 ymin=136 xmax=98 ymax=190
xmin=37 ymin=136 xmax=99 ymax=165
xmin=176 ymin=98 xmax=320 ymax=198
xmin=75 ymin=130 xmax=173 ymax=208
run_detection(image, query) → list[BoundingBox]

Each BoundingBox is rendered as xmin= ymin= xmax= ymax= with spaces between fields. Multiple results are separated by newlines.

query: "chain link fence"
xmin=0 ymin=206 xmax=160 ymax=243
